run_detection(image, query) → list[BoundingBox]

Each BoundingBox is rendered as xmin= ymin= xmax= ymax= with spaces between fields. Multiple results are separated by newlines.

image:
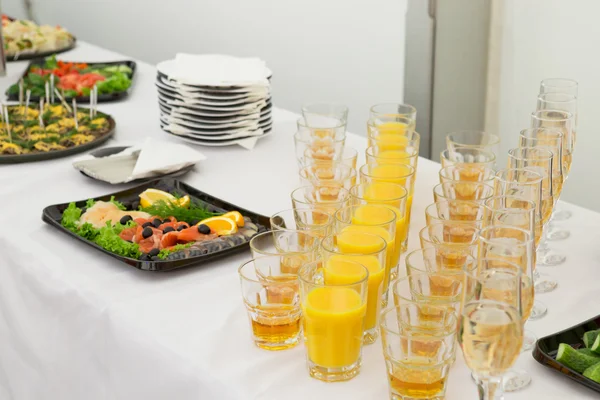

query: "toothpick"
xmin=72 ymin=98 xmax=78 ymax=130
xmin=18 ymin=78 xmax=23 ymax=106
xmin=24 ymin=90 xmax=31 ymax=116
xmin=5 ymin=106 xmax=12 ymax=143
xmin=39 ymin=99 xmax=45 ymax=128
xmin=53 ymin=88 xmax=72 ymax=113
xmin=92 ymin=85 xmax=98 ymax=118
xmin=45 ymin=81 xmax=50 ymax=104
xmin=50 ymin=75 xmax=55 ymax=103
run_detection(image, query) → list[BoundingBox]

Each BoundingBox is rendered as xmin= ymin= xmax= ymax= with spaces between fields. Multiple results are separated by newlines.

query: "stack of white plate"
xmin=156 ymin=54 xmax=273 ymax=148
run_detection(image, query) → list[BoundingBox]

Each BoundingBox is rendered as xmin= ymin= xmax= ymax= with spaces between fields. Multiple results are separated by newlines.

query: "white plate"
xmin=157 ymin=94 xmax=268 ymax=113
xmin=160 ymin=115 xmax=272 ymax=135
xmin=156 ymin=86 xmax=268 ymax=107
xmin=159 ymin=102 xmax=271 ymax=125
xmin=156 ymin=59 xmax=272 ymax=89
xmin=159 ymin=109 xmax=261 ymax=129
xmin=163 ymin=127 xmax=273 ymax=148
xmin=160 ymin=122 xmax=266 ymax=140
xmin=156 ymin=77 xmax=269 ymax=100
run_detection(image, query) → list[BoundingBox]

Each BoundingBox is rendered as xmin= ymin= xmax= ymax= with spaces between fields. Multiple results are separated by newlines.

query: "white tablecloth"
xmin=1 ymin=41 xmax=600 ymax=400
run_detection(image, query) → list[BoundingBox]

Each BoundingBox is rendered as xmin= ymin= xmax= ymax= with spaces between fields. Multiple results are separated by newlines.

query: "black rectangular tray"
xmin=7 ymin=59 xmax=137 ymax=103
xmin=41 ymin=178 xmax=271 ymax=272
xmin=533 ymin=314 xmax=600 ymax=394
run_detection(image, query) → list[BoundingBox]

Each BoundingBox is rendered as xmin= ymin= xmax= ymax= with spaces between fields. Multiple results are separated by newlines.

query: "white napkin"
xmin=72 ymin=138 xmax=206 ymax=184
xmin=171 ymin=54 xmax=270 ymax=87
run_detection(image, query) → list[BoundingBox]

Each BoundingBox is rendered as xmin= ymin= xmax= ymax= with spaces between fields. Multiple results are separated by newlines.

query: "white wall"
xmin=489 ymin=0 xmax=600 ymax=212
xmin=2 ymin=0 xmax=407 ymax=135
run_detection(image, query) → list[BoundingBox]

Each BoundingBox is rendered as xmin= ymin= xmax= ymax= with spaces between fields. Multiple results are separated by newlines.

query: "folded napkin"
xmin=72 ymin=138 xmax=206 ymax=184
xmin=171 ymin=53 xmax=270 ymax=87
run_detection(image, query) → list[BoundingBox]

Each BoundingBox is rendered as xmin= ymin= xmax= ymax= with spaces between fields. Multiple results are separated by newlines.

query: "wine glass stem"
xmin=478 ymin=376 xmax=503 ymax=400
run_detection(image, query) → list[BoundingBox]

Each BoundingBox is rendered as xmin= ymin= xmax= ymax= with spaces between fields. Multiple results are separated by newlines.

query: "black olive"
xmin=140 ymin=254 xmax=151 ymax=261
xmin=177 ymin=225 xmax=186 ymax=231
xmin=131 ymin=201 xmax=140 ymax=210
xmin=142 ymin=227 xmax=153 ymax=239
xmin=190 ymin=219 xmax=200 ymax=226
xmin=198 ymin=224 xmax=211 ymax=235
xmin=120 ymin=215 xmax=133 ymax=225
xmin=151 ymin=256 xmax=161 ymax=261
xmin=152 ymin=218 xmax=162 ymax=228
xmin=163 ymin=218 xmax=171 ymax=223
xmin=148 ymin=248 xmax=160 ymax=257
xmin=142 ymin=222 xmax=153 ymax=228
xmin=163 ymin=226 xmax=175 ymax=234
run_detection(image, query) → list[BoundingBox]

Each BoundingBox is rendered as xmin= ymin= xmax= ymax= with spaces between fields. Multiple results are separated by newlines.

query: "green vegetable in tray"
xmin=140 ymin=199 xmax=220 ymax=222
xmin=578 ymin=348 xmax=600 ymax=359
xmin=584 ymin=330 xmax=600 ymax=349
xmin=94 ymin=221 xmax=141 ymax=259
xmin=556 ymin=343 xmax=600 ymax=373
xmin=157 ymin=243 xmax=193 ymax=260
xmin=583 ymin=362 xmax=600 ymax=383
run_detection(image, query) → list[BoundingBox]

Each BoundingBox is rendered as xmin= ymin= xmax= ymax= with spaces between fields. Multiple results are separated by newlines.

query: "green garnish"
xmin=61 ymin=202 xmax=82 ymax=231
xmin=140 ymin=199 xmax=220 ymax=223
xmin=158 ymin=243 xmax=193 ymax=259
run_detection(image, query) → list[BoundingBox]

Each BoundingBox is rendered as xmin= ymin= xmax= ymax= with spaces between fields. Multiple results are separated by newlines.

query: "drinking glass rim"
xmin=380 ymin=306 xmax=458 ymax=341
xmin=321 ymin=232 xmax=388 ymax=257
xmin=297 ymin=259 xmax=369 ymax=287
xmin=477 ymin=224 xmax=533 ymax=245
xmin=419 ymin=222 xmax=481 ymax=246
xmin=433 ymin=181 xmax=496 ymax=196
xmin=360 ymin=162 xmax=416 ymax=179
xmin=540 ymin=78 xmax=578 ymax=89
xmin=349 ymin=182 xmax=408 ymax=202
xmin=494 ymin=168 xmax=543 ymax=184
xmin=270 ymin=208 xmax=334 ymax=227
xmin=446 ymin=130 xmax=501 ymax=147
xmin=365 ymin=145 xmax=419 ymax=159
xmin=484 ymin=196 xmax=536 ymax=213
xmin=334 ymin=204 xmax=397 ymax=227
xmin=519 ymin=127 xmax=564 ymax=139
xmin=238 ymin=255 xmax=303 ymax=284
xmin=294 ymin=128 xmax=346 ymax=143
xmin=438 ymin=165 xmax=497 ymax=181
xmin=301 ymin=102 xmax=349 ymax=114
xmin=473 ymin=257 xmax=524 ymax=276
xmin=425 ymin=200 xmax=490 ymax=221
xmin=507 ymin=146 xmax=554 ymax=162
xmin=461 ymin=299 xmax=521 ymax=321
xmin=290 ymin=185 xmax=351 ymax=204
xmin=440 ymin=148 xmax=497 ymax=163
xmin=537 ymin=92 xmax=577 ymax=104
xmin=299 ymin=162 xmax=356 ymax=176
xmin=249 ymin=229 xmax=321 ymax=255
xmin=530 ymin=109 xmax=574 ymax=122
xmin=405 ymin=247 xmax=477 ymax=273
xmin=391 ymin=272 xmax=465 ymax=301
xmin=369 ymin=102 xmax=417 ymax=117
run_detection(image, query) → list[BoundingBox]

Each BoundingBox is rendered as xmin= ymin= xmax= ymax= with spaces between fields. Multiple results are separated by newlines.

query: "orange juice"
xmin=378 ymin=121 xmax=410 ymax=135
xmin=363 ymin=183 xmax=408 ymax=258
xmin=326 ymin=253 xmax=384 ymax=333
xmin=303 ymin=287 xmax=366 ymax=368
xmin=370 ymin=133 xmax=411 ymax=152
xmin=377 ymin=149 xmax=415 ymax=166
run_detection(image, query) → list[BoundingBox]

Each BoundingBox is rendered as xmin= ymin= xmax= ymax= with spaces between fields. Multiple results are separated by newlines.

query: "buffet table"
xmin=1 ymin=41 xmax=599 ymax=400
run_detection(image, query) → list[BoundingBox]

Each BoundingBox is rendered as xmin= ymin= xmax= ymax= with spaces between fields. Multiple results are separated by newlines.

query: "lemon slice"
xmin=197 ymin=216 xmax=238 ymax=236
xmin=177 ymin=195 xmax=191 ymax=208
xmin=222 ymin=211 xmax=245 ymax=227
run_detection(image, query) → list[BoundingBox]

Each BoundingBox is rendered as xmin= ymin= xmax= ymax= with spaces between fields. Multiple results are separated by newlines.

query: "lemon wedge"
xmin=139 ymin=189 xmax=190 ymax=208
xmin=197 ymin=216 xmax=238 ymax=236
xmin=222 ymin=211 xmax=245 ymax=227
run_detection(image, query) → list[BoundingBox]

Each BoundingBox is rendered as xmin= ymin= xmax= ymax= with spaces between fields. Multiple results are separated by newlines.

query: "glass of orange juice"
xmin=365 ymin=145 xmax=419 ymax=170
xmin=298 ymin=259 xmax=368 ymax=382
xmin=350 ymin=182 xmax=408 ymax=261
xmin=238 ymin=256 xmax=303 ymax=350
xmin=299 ymin=161 xmax=357 ymax=190
xmin=419 ymin=222 xmax=479 ymax=271
xmin=368 ymin=126 xmax=421 ymax=153
xmin=291 ymin=185 xmax=351 ymax=217
xmin=270 ymin=208 xmax=334 ymax=239
xmin=438 ymin=165 xmax=496 ymax=185
xmin=249 ymin=230 xmax=320 ymax=274
xmin=380 ymin=305 xmax=456 ymax=400
xmin=321 ymin=232 xmax=387 ymax=344
xmin=432 ymin=181 xmax=495 ymax=203
xmin=424 ymin=200 xmax=489 ymax=225
xmin=369 ymin=103 xmax=417 ymax=122
xmin=334 ymin=204 xmax=396 ymax=302
xmin=359 ymin=163 xmax=416 ymax=249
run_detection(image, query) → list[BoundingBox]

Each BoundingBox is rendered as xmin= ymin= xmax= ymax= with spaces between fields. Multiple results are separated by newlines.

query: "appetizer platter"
xmin=6 ymin=56 xmax=136 ymax=102
xmin=42 ymin=178 xmax=270 ymax=271
xmin=0 ymin=101 xmax=116 ymax=163
xmin=533 ymin=314 xmax=600 ymax=393
xmin=2 ymin=15 xmax=76 ymax=61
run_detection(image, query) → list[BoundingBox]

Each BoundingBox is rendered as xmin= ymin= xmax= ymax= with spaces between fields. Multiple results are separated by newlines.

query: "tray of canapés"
xmin=0 ymin=98 xmax=115 ymax=163
xmin=533 ymin=314 xmax=600 ymax=393
xmin=42 ymin=178 xmax=269 ymax=271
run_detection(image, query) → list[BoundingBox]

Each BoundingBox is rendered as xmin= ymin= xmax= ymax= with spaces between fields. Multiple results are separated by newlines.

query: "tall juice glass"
xmin=350 ymin=182 xmax=408 ymax=262
xmin=322 ymin=232 xmax=387 ymax=344
xmin=299 ymin=260 xmax=368 ymax=382
xmin=365 ymin=144 xmax=419 ymax=170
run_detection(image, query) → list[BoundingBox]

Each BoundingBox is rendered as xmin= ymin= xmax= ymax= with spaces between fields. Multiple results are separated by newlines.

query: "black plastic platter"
xmin=533 ymin=314 xmax=600 ymax=394
xmin=6 ymin=59 xmax=137 ymax=103
xmin=41 ymin=178 xmax=270 ymax=272
xmin=0 ymin=111 xmax=116 ymax=164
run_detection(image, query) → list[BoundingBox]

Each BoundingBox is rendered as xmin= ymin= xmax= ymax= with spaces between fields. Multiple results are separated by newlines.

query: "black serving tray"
xmin=533 ymin=314 xmax=600 ymax=394
xmin=0 ymin=111 xmax=116 ymax=164
xmin=41 ymin=178 xmax=271 ymax=272
xmin=6 ymin=59 xmax=137 ymax=103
